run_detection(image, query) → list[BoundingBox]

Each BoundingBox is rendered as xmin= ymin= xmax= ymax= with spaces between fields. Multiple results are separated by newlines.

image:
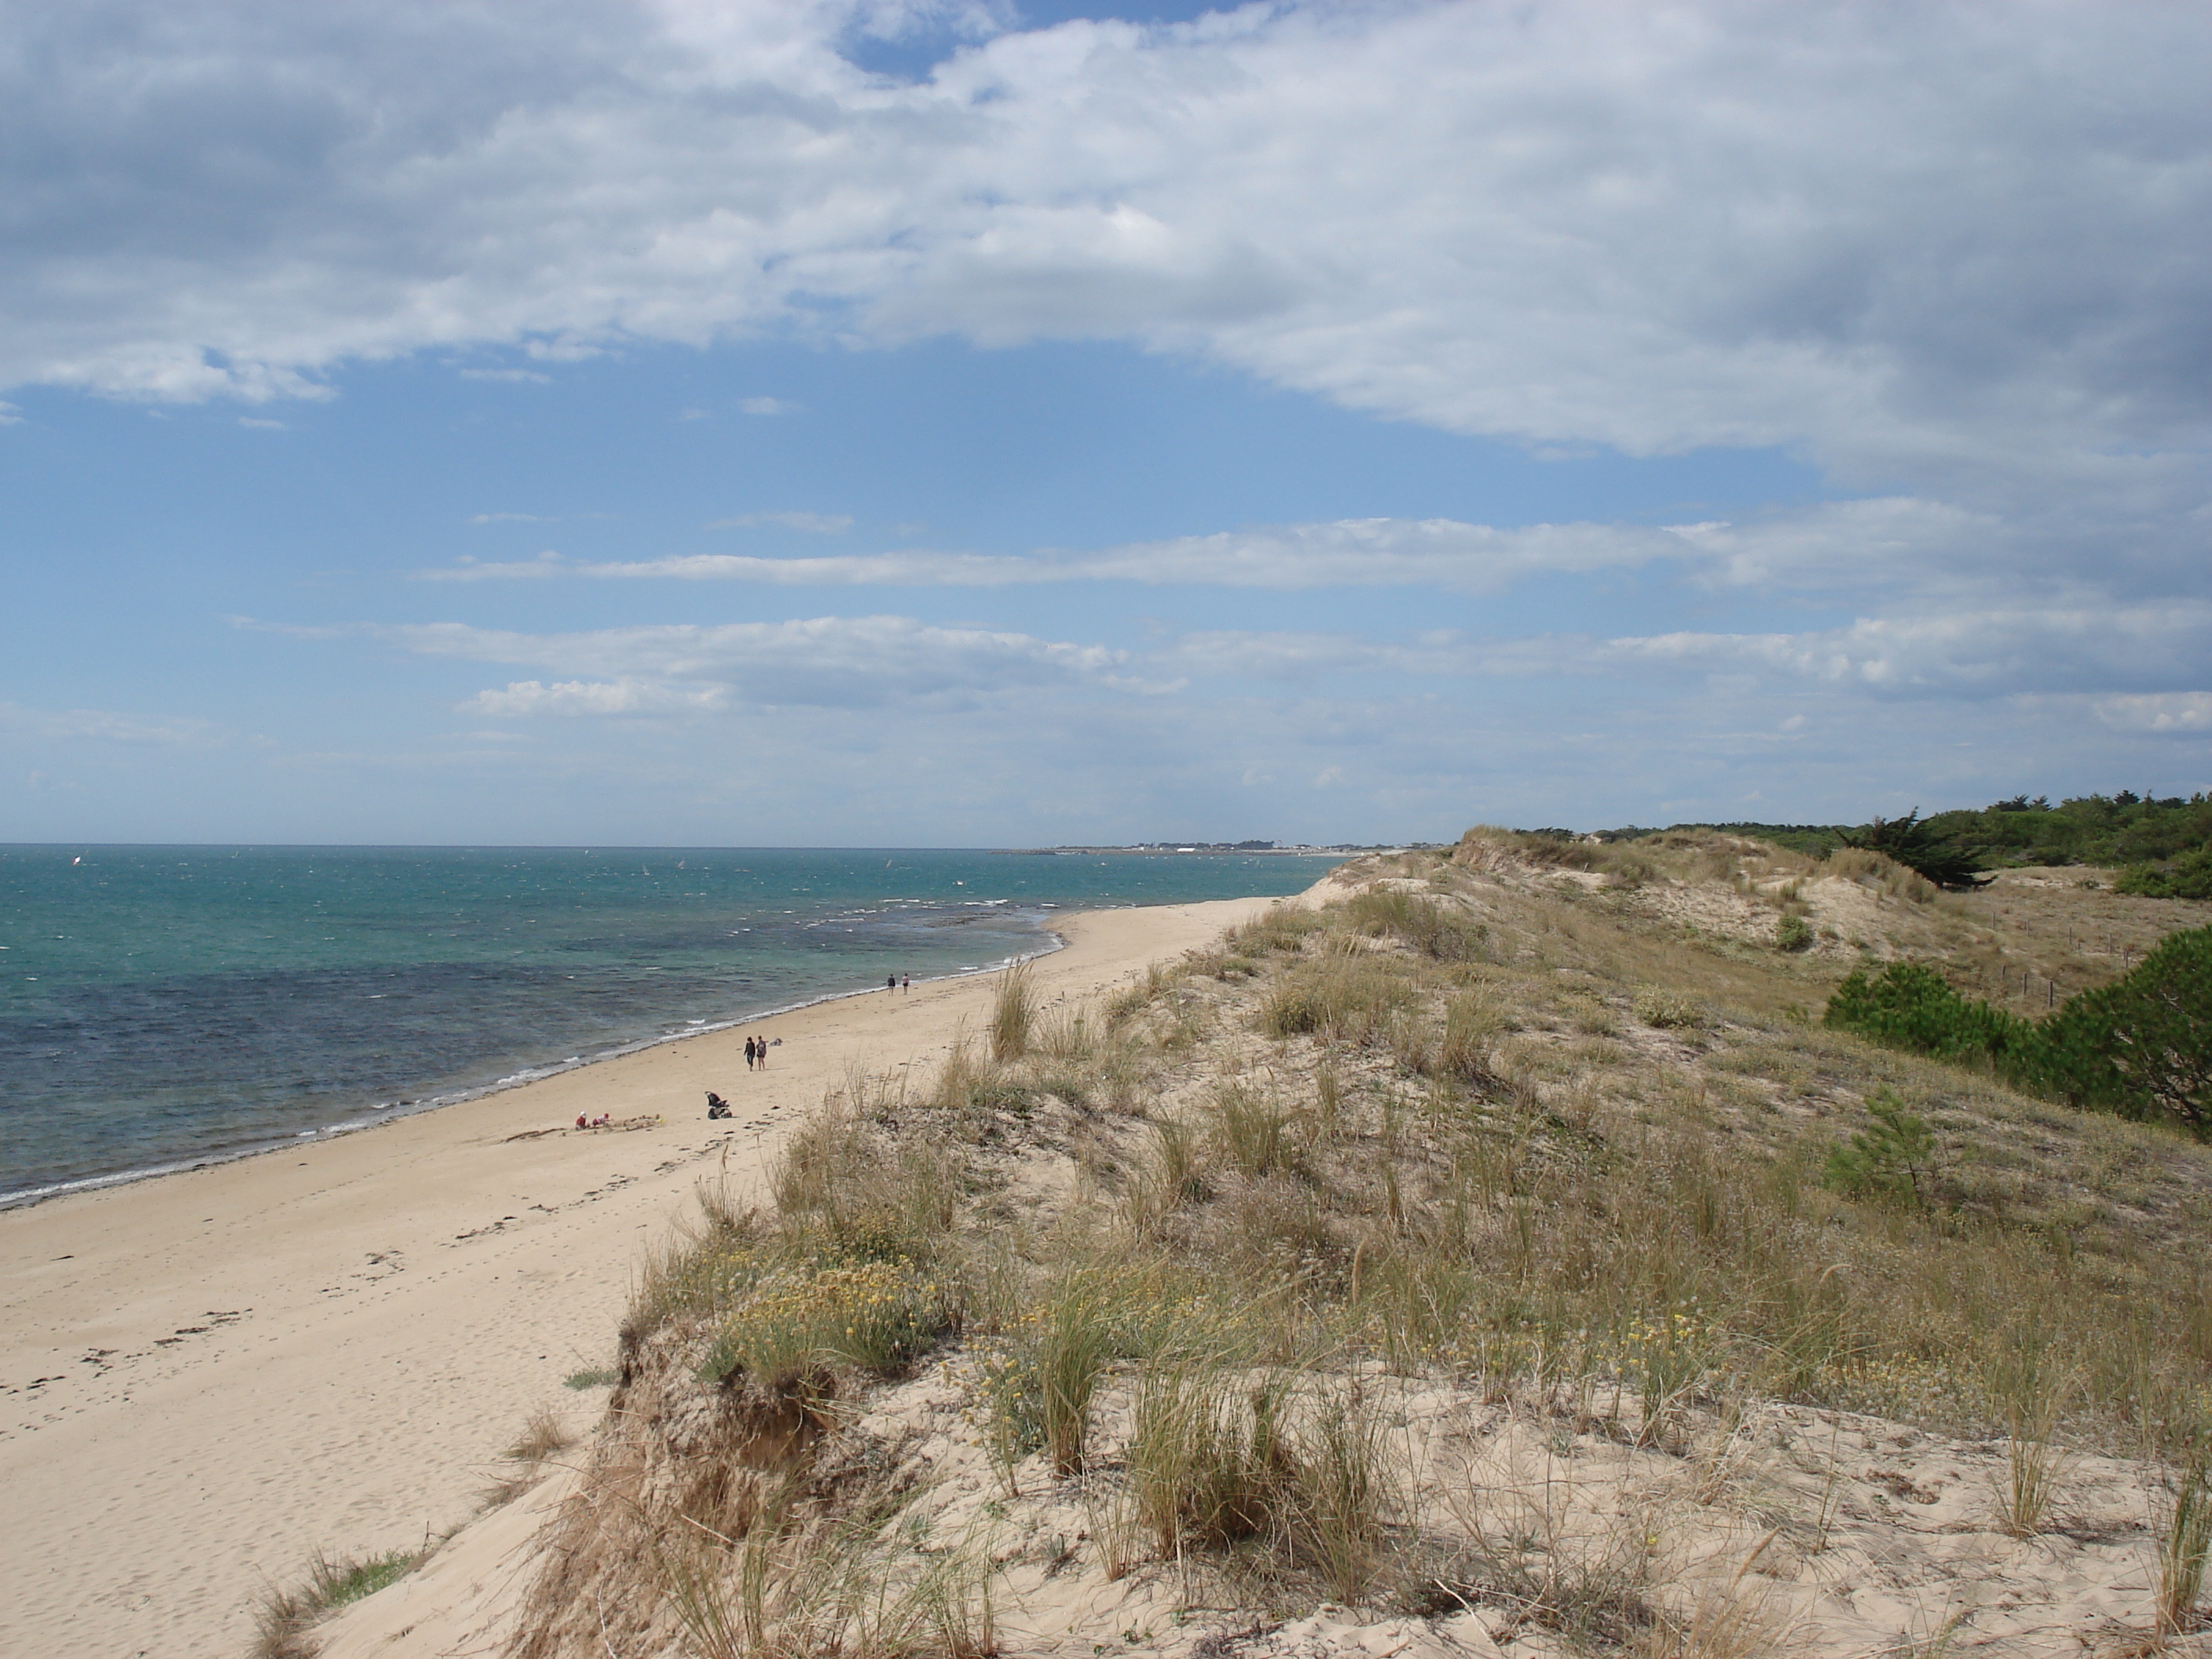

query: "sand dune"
xmin=0 ymin=895 xmax=1295 ymax=1659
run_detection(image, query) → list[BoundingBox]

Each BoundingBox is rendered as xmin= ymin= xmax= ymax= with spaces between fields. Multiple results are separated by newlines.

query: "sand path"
xmin=0 ymin=895 xmax=1291 ymax=1659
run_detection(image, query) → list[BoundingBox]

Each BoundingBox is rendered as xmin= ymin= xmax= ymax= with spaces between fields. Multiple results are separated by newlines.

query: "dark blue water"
xmin=0 ymin=846 xmax=1337 ymax=1205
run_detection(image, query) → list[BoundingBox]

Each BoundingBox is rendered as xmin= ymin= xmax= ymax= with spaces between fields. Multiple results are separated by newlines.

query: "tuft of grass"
xmin=1345 ymin=887 xmax=1488 ymax=961
xmin=1633 ymin=987 xmax=1708 ymax=1031
xmin=2158 ymin=1431 xmax=2212 ymax=1636
xmin=989 ymin=961 xmax=1037 ymax=1062
xmin=564 ymin=1366 xmax=620 ymax=1390
xmin=1129 ymin=1357 xmax=1294 ymax=1555
xmin=484 ymin=1404 xmax=580 ymax=1507
xmin=254 ymin=1549 xmax=423 ymax=1659
xmin=1434 ymin=989 xmax=1503 ymax=1086
xmin=1227 ymin=904 xmax=1324 ymax=956
xmin=1258 ymin=955 xmax=1413 ymax=1046
xmin=1988 ymin=1343 xmax=2071 ymax=1539
xmin=1213 ymin=1082 xmax=1300 ymax=1180
xmin=1287 ymin=1381 xmax=1397 ymax=1601
xmin=659 ymin=1477 xmax=996 ymax=1659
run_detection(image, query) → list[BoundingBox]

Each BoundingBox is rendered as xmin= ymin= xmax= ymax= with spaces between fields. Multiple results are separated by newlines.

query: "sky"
xmin=1 ymin=0 xmax=2208 ymax=848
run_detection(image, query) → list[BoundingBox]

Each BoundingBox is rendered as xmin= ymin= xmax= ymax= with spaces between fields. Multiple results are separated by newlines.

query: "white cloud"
xmin=237 ymin=416 xmax=285 ymax=429
xmin=379 ymin=615 xmax=1126 ymax=710
xmin=2093 ymin=691 xmax=2212 ymax=734
xmin=0 ymin=401 xmax=21 ymax=426
xmin=412 ymin=499 xmax=2152 ymax=602
xmin=467 ymin=679 xmax=729 ymax=718
xmin=468 ymin=512 xmax=554 ymax=524
xmin=417 ymin=515 xmax=1683 ymax=590
xmin=0 ymin=700 xmax=217 ymax=745
xmin=4 ymin=2 xmax=2207 ymax=509
xmin=738 ymin=396 xmax=793 ymax=416
xmin=458 ymin=368 xmax=551 ymax=383
xmin=708 ymin=511 xmax=855 ymax=533
xmin=1601 ymin=605 xmax=2212 ymax=698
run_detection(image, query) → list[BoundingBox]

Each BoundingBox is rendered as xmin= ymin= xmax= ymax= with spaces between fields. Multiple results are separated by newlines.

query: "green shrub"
xmin=2041 ymin=926 xmax=2212 ymax=1130
xmin=1838 ymin=808 xmax=1991 ymax=890
xmin=1822 ymin=961 xmax=2038 ymax=1067
xmin=1822 ymin=1089 xmax=1935 ymax=1206
xmin=2117 ymin=848 xmax=2212 ymax=901
xmin=1826 ymin=932 xmax=2212 ymax=1133
xmin=1774 ymin=914 xmax=1814 ymax=953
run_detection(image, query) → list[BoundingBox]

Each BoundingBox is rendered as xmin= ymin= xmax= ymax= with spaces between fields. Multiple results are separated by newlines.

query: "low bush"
xmin=1826 ymin=936 xmax=2212 ymax=1132
xmin=2114 ymin=847 xmax=2212 ymax=900
xmin=1774 ymin=914 xmax=1814 ymax=953
xmin=698 ymin=1256 xmax=952 ymax=1392
xmin=2040 ymin=925 xmax=2212 ymax=1129
xmin=1823 ymin=961 xmax=2038 ymax=1068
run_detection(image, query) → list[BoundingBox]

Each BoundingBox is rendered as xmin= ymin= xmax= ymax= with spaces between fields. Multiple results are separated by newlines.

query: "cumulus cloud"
xmin=4 ymin=1 xmax=2207 ymax=506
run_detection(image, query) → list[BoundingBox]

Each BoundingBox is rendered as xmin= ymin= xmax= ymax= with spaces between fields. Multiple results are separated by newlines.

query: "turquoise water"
xmin=0 ymin=846 xmax=1336 ymax=1206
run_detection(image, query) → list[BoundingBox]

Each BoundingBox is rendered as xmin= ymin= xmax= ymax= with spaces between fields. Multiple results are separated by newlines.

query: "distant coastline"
xmin=994 ymin=841 xmax=1431 ymax=855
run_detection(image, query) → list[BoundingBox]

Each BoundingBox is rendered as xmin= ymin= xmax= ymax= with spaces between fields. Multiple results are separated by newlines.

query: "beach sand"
xmin=0 ymin=895 xmax=1295 ymax=1659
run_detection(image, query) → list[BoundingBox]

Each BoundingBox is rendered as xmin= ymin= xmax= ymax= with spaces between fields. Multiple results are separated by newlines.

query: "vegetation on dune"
xmin=1595 ymin=789 xmax=2212 ymax=892
xmin=254 ymin=1550 xmax=424 ymax=1659
xmin=1825 ymin=926 xmax=2212 ymax=1130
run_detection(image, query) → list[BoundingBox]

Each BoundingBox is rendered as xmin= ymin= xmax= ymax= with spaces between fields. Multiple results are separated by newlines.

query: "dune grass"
xmin=253 ymin=1548 xmax=423 ymax=1659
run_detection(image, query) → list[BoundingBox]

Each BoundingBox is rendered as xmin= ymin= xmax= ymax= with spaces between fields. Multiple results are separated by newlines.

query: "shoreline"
xmin=0 ymin=925 xmax=1073 ymax=1214
xmin=0 ymin=889 xmax=1325 ymax=1659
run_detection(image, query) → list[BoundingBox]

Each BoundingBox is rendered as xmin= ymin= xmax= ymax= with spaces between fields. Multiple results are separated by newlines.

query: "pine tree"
xmin=1823 ymin=1089 xmax=1936 ymax=1205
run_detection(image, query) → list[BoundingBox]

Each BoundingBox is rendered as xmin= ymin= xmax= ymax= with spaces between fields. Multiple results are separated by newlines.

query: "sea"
xmin=0 ymin=845 xmax=1339 ymax=1208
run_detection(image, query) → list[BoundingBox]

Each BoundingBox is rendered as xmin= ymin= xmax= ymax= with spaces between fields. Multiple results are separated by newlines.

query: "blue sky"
xmin=2 ymin=0 xmax=2208 ymax=846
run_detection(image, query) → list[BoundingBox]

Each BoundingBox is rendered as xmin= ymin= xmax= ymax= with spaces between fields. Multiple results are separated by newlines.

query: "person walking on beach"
xmin=901 ymin=973 xmax=910 ymax=993
xmin=744 ymin=1035 xmax=756 ymax=1070
xmin=887 ymin=974 xmax=896 ymax=994
xmin=754 ymin=1035 xmax=768 ymax=1070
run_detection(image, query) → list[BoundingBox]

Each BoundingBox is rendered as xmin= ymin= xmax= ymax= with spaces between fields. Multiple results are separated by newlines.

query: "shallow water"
xmin=0 ymin=845 xmax=1336 ymax=1204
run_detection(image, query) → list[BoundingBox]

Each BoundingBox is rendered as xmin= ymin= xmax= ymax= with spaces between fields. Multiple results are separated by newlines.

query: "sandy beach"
xmin=0 ymin=895 xmax=1295 ymax=1659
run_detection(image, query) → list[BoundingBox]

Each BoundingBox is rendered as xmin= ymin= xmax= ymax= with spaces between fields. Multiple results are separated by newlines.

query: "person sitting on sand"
xmin=575 ymin=1112 xmax=588 ymax=1130
xmin=590 ymin=1112 xmax=610 ymax=1128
